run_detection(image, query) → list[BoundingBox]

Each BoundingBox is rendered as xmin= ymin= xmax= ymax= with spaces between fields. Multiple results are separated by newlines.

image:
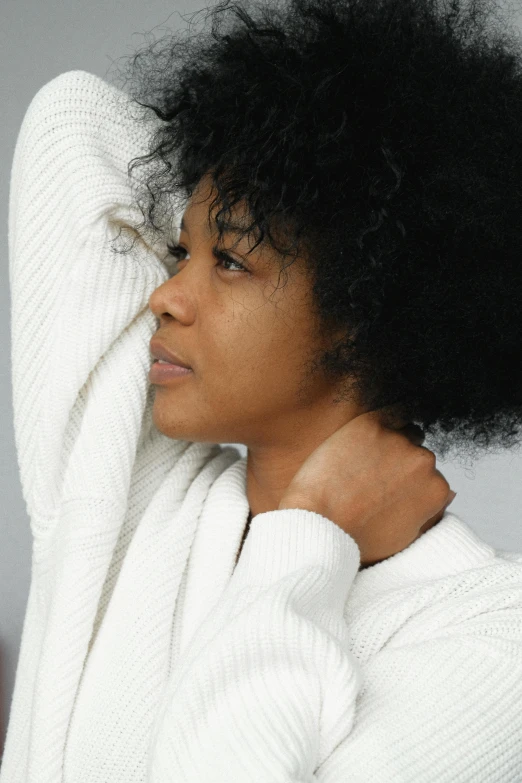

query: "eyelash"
xmin=166 ymin=243 xmax=248 ymax=274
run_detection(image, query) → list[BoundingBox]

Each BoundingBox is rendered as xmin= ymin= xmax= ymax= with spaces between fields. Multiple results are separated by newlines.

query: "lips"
xmin=149 ymin=337 xmax=192 ymax=369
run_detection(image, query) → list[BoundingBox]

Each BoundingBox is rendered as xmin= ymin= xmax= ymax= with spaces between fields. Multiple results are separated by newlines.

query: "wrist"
xmin=278 ymin=493 xmax=323 ymax=514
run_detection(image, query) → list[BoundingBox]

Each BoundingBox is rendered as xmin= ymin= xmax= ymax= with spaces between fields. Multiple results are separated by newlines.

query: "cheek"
xmin=211 ymin=328 xmax=300 ymax=390
xmin=202 ymin=282 xmax=318 ymax=395
xmin=195 ymin=334 xmax=298 ymax=421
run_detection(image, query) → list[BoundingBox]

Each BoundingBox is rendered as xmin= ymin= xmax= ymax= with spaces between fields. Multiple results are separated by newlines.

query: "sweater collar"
xmin=232 ymin=454 xmax=499 ymax=591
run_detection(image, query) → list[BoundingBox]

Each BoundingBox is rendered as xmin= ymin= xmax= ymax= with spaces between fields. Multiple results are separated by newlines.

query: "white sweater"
xmin=3 ymin=69 xmax=522 ymax=783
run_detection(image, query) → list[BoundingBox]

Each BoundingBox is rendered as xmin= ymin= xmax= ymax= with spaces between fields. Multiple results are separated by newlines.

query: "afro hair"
xmin=109 ymin=0 xmax=522 ymax=465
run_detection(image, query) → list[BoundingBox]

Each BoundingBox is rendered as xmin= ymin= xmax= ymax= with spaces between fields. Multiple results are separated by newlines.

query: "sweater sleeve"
xmin=147 ymin=508 xmax=522 ymax=783
xmin=8 ymin=70 xmax=181 ymax=536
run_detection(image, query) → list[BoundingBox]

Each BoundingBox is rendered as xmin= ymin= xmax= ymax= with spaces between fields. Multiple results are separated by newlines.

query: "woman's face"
xmin=148 ymin=175 xmax=356 ymax=450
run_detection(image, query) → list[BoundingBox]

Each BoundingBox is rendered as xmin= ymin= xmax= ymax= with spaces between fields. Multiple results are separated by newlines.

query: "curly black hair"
xmin=109 ymin=0 xmax=522 ymax=465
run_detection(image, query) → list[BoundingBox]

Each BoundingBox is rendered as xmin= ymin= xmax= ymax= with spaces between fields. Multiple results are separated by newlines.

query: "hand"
xmin=278 ymin=410 xmax=457 ymax=568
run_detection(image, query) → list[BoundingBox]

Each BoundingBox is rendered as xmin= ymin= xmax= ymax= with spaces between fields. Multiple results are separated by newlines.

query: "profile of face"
xmin=148 ymin=174 xmax=361 ymax=454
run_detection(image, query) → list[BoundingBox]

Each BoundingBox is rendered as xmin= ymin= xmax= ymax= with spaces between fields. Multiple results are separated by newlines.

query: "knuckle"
xmin=418 ymin=446 xmax=436 ymax=465
xmin=433 ymin=470 xmax=450 ymax=499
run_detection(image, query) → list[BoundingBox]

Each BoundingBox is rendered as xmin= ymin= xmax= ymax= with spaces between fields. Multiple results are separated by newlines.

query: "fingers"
xmin=419 ymin=487 xmax=457 ymax=534
xmin=433 ymin=469 xmax=457 ymax=513
xmin=365 ymin=413 xmax=456 ymax=503
xmin=364 ymin=409 xmax=425 ymax=445
xmin=399 ymin=423 xmax=426 ymax=446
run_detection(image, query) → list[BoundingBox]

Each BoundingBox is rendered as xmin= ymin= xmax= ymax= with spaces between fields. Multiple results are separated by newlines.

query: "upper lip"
xmin=149 ymin=337 xmax=192 ymax=369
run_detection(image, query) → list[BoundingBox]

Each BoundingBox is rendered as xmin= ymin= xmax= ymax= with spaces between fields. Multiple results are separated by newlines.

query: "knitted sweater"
xmin=3 ymin=69 xmax=522 ymax=783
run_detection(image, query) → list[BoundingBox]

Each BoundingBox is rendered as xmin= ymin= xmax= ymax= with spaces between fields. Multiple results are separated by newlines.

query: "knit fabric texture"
xmin=3 ymin=70 xmax=522 ymax=783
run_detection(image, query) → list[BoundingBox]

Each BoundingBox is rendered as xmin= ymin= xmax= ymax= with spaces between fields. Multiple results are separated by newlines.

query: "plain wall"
xmin=2 ymin=0 xmax=522 ymax=758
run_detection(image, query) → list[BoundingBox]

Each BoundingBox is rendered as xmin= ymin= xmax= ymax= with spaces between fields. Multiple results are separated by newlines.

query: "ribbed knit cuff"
xmin=231 ymin=508 xmax=361 ymax=591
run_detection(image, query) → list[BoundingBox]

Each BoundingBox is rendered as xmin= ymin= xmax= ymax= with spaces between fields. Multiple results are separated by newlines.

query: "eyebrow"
xmin=178 ymin=211 xmax=270 ymax=262
xmin=180 ymin=214 xmax=250 ymax=236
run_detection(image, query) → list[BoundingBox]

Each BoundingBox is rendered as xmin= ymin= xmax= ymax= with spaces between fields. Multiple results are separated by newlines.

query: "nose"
xmin=147 ymin=275 xmax=195 ymax=327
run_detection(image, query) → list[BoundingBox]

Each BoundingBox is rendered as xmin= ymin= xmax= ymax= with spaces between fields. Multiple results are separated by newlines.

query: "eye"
xmin=166 ymin=243 xmax=249 ymax=274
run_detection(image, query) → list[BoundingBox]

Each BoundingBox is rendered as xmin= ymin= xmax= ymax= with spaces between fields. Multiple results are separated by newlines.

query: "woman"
xmin=3 ymin=0 xmax=522 ymax=780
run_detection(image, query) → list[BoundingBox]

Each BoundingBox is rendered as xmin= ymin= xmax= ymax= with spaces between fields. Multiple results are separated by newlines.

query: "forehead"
xmin=180 ymin=173 xmax=256 ymax=237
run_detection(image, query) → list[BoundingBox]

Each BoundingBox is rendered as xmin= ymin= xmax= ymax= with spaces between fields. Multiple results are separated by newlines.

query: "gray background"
xmin=2 ymin=0 xmax=522 ymax=758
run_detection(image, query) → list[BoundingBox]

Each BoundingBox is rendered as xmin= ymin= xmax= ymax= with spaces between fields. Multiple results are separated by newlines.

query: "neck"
xmin=245 ymin=406 xmax=363 ymax=518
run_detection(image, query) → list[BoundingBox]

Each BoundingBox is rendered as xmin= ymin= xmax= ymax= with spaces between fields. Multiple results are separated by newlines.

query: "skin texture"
xmin=278 ymin=410 xmax=456 ymax=568
xmin=148 ymin=175 xmax=368 ymax=532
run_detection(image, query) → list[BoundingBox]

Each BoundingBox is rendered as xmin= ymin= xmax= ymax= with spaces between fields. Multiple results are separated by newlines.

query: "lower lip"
xmin=149 ymin=361 xmax=194 ymax=383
